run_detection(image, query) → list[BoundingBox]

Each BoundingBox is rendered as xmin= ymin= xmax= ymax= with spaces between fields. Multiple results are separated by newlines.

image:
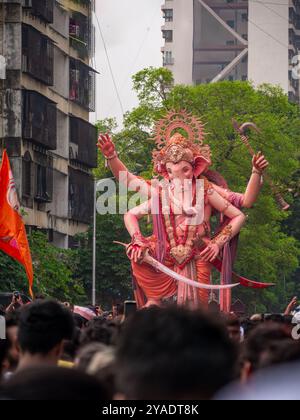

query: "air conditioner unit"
xmin=69 ymin=142 xmax=79 ymax=160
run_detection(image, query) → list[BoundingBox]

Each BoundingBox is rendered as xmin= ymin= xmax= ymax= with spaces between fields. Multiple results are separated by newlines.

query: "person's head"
xmin=264 ymin=314 xmax=285 ymax=324
xmin=5 ymin=312 xmax=20 ymax=372
xmin=250 ymin=314 xmax=263 ymax=323
xmin=112 ymin=303 xmax=124 ymax=319
xmin=76 ymin=343 xmax=116 ymax=399
xmin=0 ymin=339 xmax=8 ymax=380
xmin=116 ymin=306 xmax=238 ymax=400
xmin=0 ymin=366 xmax=108 ymax=400
xmin=73 ymin=313 xmax=88 ymax=330
xmin=34 ymin=293 xmax=46 ymax=301
xmin=240 ymin=323 xmax=295 ymax=382
xmin=18 ymin=300 xmax=75 ymax=368
xmin=80 ymin=318 xmax=119 ymax=347
xmin=224 ymin=314 xmax=241 ymax=344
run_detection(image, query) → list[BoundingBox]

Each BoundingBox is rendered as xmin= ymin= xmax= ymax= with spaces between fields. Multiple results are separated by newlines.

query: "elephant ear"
xmin=205 ymin=169 xmax=229 ymax=189
xmin=194 ymin=156 xmax=211 ymax=178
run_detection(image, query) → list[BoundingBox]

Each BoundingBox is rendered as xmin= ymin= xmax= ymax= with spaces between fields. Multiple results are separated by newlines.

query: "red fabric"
xmin=132 ymin=260 xmax=177 ymax=308
xmin=132 ymin=259 xmax=212 ymax=309
xmin=0 ymin=151 xmax=34 ymax=296
xmin=211 ymin=257 xmax=274 ymax=289
xmin=195 ymin=260 xmax=212 ymax=308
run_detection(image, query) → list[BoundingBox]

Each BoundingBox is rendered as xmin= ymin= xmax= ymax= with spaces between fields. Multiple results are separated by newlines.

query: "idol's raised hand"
xmin=252 ymin=151 xmax=269 ymax=173
xmin=97 ymin=133 xmax=116 ymax=159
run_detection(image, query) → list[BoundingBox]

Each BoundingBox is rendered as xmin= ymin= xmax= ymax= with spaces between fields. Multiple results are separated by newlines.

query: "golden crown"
xmin=152 ymin=110 xmax=211 ymax=174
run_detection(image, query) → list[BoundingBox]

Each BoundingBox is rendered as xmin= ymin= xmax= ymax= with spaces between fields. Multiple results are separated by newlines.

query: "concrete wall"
xmin=52 ymin=1 xmax=69 ymax=38
xmin=56 ymin=109 xmax=69 ymax=159
xmin=248 ymin=0 xmax=289 ymax=91
xmin=48 ymin=169 xmax=68 ymax=219
xmin=53 ymin=46 xmax=69 ymax=99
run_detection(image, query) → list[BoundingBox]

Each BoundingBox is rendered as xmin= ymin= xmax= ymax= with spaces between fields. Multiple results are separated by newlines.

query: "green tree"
xmin=0 ymin=231 xmax=85 ymax=303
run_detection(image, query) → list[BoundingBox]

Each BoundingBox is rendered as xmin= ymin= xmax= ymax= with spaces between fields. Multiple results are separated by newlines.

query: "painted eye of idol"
xmin=166 ymin=162 xmax=193 ymax=177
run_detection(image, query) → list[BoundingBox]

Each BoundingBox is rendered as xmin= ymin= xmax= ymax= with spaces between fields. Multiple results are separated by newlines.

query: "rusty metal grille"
xmin=22 ymin=90 xmax=57 ymax=150
xmin=69 ymin=58 xmax=96 ymax=111
xmin=70 ymin=116 xmax=97 ymax=168
xmin=69 ymin=167 xmax=94 ymax=224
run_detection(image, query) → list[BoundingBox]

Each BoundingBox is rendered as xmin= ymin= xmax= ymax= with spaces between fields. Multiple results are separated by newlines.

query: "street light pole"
xmin=92 ymin=178 xmax=97 ymax=306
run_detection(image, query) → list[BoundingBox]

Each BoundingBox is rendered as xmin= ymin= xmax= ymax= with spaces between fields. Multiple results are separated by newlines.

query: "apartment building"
xmin=162 ymin=0 xmax=300 ymax=102
xmin=0 ymin=0 xmax=97 ymax=248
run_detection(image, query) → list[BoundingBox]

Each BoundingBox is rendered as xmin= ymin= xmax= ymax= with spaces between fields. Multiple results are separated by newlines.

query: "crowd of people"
xmin=0 ymin=293 xmax=300 ymax=400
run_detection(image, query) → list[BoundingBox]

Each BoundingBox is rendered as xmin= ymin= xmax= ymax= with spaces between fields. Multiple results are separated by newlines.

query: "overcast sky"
xmin=91 ymin=0 xmax=164 ymax=126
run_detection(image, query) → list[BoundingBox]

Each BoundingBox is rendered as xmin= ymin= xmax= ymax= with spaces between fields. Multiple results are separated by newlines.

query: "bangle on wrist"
xmin=212 ymin=225 xmax=233 ymax=248
xmin=252 ymin=168 xmax=263 ymax=176
xmin=106 ymin=151 xmax=118 ymax=161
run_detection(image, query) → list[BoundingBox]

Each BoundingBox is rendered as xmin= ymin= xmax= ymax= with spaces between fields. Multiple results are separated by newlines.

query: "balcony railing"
xmin=70 ymin=116 xmax=97 ymax=168
xmin=22 ymin=151 xmax=54 ymax=204
xmin=22 ymin=24 xmax=54 ymax=86
xmin=69 ymin=58 xmax=96 ymax=111
xmin=69 ymin=11 xmax=93 ymax=59
xmin=22 ymin=90 xmax=57 ymax=150
xmin=69 ymin=168 xmax=94 ymax=224
xmin=22 ymin=0 xmax=54 ymax=24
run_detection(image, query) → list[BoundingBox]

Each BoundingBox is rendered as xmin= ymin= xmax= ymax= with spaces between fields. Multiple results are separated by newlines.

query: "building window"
xmin=69 ymin=168 xmax=94 ymax=224
xmin=69 ymin=116 xmax=97 ymax=168
xmin=69 ymin=58 xmax=96 ymax=111
xmin=35 ymin=164 xmax=53 ymax=203
xmin=163 ymin=9 xmax=173 ymax=22
xmin=69 ymin=11 xmax=92 ymax=60
xmin=22 ymin=25 xmax=54 ymax=86
xmin=22 ymin=90 xmax=57 ymax=150
xmin=163 ymin=51 xmax=174 ymax=65
xmin=22 ymin=0 xmax=54 ymax=24
xmin=22 ymin=151 xmax=32 ymax=198
xmin=162 ymin=30 xmax=173 ymax=43
xmin=226 ymin=20 xmax=235 ymax=29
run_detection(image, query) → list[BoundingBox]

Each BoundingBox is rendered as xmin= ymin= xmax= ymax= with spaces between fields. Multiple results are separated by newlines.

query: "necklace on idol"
xmin=161 ymin=180 xmax=198 ymax=269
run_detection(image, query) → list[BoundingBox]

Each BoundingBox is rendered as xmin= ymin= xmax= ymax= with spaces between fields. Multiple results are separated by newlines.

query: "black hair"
xmin=18 ymin=300 xmax=75 ymax=355
xmin=0 ymin=366 xmax=108 ymax=400
xmin=80 ymin=318 xmax=119 ymax=347
xmin=116 ymin=306 xmax=238 ymax=400
xmin=242 ymin=322 xmax=295 ymax=372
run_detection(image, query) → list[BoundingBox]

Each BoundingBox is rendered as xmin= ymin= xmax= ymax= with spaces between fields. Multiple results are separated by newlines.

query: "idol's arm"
xmin=97 ymin=133 xmax=151 ymax=197
xmin=124 ymin=200 xmax=151 ymax=263
xmin=200 ymin=189 xmax=246 ymax=262
xmin=212 ymin=152 xmax=269 ymax=208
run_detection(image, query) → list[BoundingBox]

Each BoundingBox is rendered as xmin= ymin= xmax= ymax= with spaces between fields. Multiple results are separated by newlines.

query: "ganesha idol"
xmin=98 ymin=111 xmax=272 ymax=312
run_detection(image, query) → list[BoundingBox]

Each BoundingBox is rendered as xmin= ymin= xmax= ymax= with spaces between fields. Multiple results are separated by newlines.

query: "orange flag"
xmin=0 ymin=150 xmax=34 ymax=297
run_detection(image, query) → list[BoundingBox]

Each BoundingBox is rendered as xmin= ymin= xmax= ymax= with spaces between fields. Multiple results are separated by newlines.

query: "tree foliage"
xmin=0 ymin=231 xmax=84 ymax=303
